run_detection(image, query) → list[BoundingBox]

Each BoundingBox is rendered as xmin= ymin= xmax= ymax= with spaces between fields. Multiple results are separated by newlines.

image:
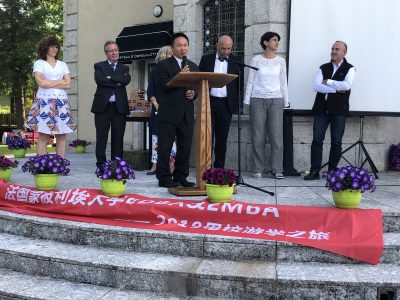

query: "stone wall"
xmin=63 ymin=0 xmax=78 ymax=142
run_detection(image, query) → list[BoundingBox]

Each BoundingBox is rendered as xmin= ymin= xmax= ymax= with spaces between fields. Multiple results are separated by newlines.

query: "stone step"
xmin=0 ymin=268 xmax=181 ymax=300
xmin=0 ymin=210 xmax=398 ymax=264
xmin=278 ymin=232 xmax=400 ymax=265
xmin=0 ymin=232 xmax=274 ymax=299
xmin=0 ymin=233 xmax=399 ymax=299
xmin=275 ymin=262 xmax=400 ymax=299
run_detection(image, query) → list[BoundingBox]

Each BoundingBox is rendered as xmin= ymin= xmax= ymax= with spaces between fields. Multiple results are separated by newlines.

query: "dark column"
xmin=283 ymin=109 xmax=301 ymax=176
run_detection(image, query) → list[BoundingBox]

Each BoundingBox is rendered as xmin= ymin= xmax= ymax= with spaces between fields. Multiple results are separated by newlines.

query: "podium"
xmin=166 ymin=72 xmax=238 ymax=196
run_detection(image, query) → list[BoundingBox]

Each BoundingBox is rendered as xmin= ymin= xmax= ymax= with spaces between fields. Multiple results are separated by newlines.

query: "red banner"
xmin=0 ymin=181 xmax=383 ymax=264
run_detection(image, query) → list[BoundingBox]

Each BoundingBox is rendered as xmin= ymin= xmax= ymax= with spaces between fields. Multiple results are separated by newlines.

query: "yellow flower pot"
xmin=332 ymin=189 xmax=362 ymax=208
xmin=74 ymin=145 xmax=86 ymax=153
xmin=13 ymin=148 xmax=27 ymax=158
xmin=0 ymin=168 xmax=13 ymax=182
xmin=34 ymin=174 xmax=60 ymax=191
xmin=205 ymin=183 xmax=235 ymax=203
xmin=100 ymin=179 xmax=126 ymax=197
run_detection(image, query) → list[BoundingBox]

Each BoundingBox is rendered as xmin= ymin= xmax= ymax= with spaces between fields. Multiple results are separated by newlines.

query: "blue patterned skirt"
xmin=26 ymin=97 xmax=76 ymax=135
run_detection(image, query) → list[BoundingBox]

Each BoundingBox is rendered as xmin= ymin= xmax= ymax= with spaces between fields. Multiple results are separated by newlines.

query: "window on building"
xmin=203 ymin=0 xmax=245 ymax=113
xmin=203 ymin=0 xmax=245 ymax=62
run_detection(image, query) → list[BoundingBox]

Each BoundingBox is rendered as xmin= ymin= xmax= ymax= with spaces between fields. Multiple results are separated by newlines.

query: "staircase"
xmin=0 ymin=208 xmax=399 ymax=299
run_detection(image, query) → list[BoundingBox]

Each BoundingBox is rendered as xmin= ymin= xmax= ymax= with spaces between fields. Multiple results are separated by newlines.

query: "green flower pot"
xmin=332 ymin=189 xmax=362 ymax=208
xmin=13 ymin=148 xmax=27 ymax=158
xmin=75 ymin=145 xmax=86 ymax=153
xmin=205 ymin=183 xmax=235 ymax=203
xmin=0 ymin=168 xmax=13 ymax=182
xmin=100 ymin=179 xmax=126 ymax=197
xmin=34 ymin=174 xmax=60 ymax=191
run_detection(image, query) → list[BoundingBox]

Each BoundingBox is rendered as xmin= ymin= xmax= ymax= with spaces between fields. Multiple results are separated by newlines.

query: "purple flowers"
xmin=21 ymin=154 xmax=71 ymax=175
xmin=0 ymin=156 xmax=18 ymax=170
xmin=7 ymin=137 xmax=31 ymax=150
xmin=95 ymin=157 xmax=135 ymax=184
xmin=69 ymin=139 xmax=91 ymax=148
xmin=388 ymin=143 xmax=400 ymax=171
xmin=202 ymin=168 xmax=237 ymax=187
xmin=325 ymin=166 xmax=376 ymax=193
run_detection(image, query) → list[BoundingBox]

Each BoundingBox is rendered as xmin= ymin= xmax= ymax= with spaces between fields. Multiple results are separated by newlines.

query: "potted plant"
xmin=21 ymin=153 xmax=71 ymax=190
xmin=202 ymin=168 xmax=237 ymax=203
xmin=325 ymin=166 xmax=376 ymax=208
xmin=7 ymin=136 xmax=31 ymax=158
xmin=69 ymin=139 xmax=91 ymax=153
xmin=0 ymin=155 xmax=19 ymax=182
xmin=96 ymin=157 xmax=135 ymax=196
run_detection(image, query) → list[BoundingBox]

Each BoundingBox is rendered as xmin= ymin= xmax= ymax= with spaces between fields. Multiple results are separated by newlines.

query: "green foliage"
xmin=0 ymin=0 xmax=63 ymax=127
xmin=0 ymin=144 xmax=56 ymax=155
xmin=0 ymin=95 xmax=10 ymax=113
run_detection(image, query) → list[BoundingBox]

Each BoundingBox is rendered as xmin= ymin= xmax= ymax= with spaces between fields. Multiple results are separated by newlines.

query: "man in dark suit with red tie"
xmin=91 ymin=41 xmax=131 ymax=167
xmin=199 ymin=34 xmax=241 ymax=168
xmin=155 ymin=32 xmax=199 ymax=188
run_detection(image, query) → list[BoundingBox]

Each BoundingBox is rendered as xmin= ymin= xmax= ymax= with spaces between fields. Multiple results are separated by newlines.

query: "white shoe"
xmin=253 ymin=172 xmax=262 ymax=178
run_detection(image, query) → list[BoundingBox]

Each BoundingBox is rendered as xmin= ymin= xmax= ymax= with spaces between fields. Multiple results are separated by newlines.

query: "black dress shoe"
xmin=173 ymin=178 xmax=196 ymax=187
xmin=146 ymin=170 xmax=156 ymax=176
xmin=158 ymin=180 xmax=180 ymax=188
xmin=304 ymin=170 xmax=320 ymax=180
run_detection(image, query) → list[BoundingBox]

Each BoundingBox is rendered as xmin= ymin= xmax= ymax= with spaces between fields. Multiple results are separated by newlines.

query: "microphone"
xmin=181 ymin=56 xmax=187 ymax=68
xmin=217 ymin=55 xmax=227 ymax=62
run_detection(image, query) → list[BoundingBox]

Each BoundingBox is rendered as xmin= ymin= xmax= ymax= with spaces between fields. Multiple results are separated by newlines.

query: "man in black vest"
xmin=304 ymin=41 xmax=356 ymax=180
xmin=199 ymin=35 xmax=241 ymax=168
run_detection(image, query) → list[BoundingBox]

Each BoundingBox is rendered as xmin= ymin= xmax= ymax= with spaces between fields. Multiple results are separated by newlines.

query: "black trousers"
xmin=311 ymin=113 xmax=346 ymax=171
xmin=156 ymin=120 xmax=193 ymax=183
xmin=94 ymin=102 xmax=126 ymax=165
xmin=210 ymin=97 xmax=232 ymax=168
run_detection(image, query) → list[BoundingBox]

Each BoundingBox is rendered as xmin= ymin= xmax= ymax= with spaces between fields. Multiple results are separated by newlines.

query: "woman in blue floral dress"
xmin=26 ymin=36 xmax=76 ymax=158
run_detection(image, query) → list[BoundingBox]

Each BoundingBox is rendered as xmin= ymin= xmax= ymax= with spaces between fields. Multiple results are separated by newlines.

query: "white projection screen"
xmin=288 ymin=0 xmax=400 ymax=115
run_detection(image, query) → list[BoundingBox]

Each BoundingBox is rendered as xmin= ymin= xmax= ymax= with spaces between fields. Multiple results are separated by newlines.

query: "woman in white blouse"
xmin=26 ymin=36 xmax=76 ymax=158
xmin=244 ymin=32 xmax=289 ymax=179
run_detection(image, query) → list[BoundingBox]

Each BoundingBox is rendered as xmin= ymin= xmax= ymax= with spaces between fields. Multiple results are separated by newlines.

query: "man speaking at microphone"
xmin=155 ymin=32 xmax=199 ymax=188
xmin=199 ymin=34 xmax=241 ymax=168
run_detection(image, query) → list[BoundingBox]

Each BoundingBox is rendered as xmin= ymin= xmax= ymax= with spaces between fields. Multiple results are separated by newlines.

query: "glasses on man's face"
xmin=106 ymin=49 xmax=119 ymax=53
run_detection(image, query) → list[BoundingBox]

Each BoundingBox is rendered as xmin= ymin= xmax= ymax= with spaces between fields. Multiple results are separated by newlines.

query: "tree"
xmin=0 ymin=0 xmax=63 ymax=128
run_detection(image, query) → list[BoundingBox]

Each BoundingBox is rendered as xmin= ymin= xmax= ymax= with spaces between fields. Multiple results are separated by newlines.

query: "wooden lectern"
xmin=166 ymin=72 xmax=238 ymax=196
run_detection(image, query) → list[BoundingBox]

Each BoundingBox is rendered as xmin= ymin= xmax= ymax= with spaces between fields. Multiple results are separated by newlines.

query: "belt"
xmin=210 ymin=96 xmax=228 ymax=100
xmin=108 ymin=101 xmax=116 ymax=104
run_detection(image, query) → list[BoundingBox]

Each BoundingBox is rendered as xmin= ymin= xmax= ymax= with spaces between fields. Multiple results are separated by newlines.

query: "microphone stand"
xmin=225 ymin=57 xmax=275 ymax=196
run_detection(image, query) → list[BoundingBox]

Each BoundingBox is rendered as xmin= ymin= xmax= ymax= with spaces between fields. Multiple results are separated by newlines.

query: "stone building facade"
xmin=64 ymin=0 xmax=400 ymax=172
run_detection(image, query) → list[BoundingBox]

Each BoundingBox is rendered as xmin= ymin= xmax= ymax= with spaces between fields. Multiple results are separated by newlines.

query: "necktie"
xmin=181 ymin=60 xmax=185 ymax=70
xmin=110 ymin=63 xmax=116 ymax=101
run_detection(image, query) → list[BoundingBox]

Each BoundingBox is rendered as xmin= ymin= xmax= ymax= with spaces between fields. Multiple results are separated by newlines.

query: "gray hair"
xmin=155 ymin=46 xmax=172 ymax=63
xmin=335 ymin=40 xmax=348 ymax=52
xmin=103 ymin=41 xmax=118 ymax=52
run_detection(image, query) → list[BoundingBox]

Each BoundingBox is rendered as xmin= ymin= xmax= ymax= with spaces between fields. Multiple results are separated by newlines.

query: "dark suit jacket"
xmin=155 ymin=56 xmax=199 ymax=125
xmin=198 ymin=53 xmax=241 ymax=114
xmin=147 ymin=65 xmax=159 ymax=135
xmin=91 ymin=61 xmax=131 ymax=114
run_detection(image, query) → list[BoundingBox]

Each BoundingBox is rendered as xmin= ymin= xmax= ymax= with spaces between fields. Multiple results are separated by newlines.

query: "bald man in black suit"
xmin=199 ymin=35 xmax=241 ymax=168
